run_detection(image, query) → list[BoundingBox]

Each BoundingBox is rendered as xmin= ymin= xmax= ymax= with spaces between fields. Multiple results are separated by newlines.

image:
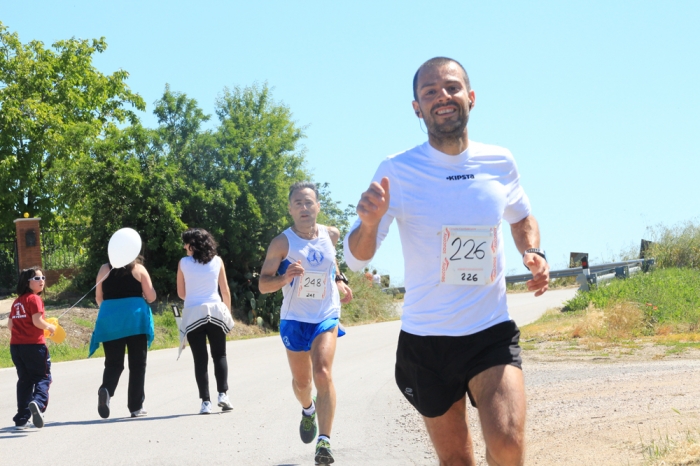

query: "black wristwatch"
xmin=335 ymin=271 xmax=348 ymax=285
xmin=523 ymin=248 xmax=547 ymax=270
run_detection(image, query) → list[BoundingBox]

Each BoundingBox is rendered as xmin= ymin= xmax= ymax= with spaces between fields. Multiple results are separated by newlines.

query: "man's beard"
xmin=426 ymin=105 xmax=469 ymax=143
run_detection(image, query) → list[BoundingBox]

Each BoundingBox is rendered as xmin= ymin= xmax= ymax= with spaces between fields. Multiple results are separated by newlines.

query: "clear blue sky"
xmin=4 ymin=1 xmax=699 ymax=284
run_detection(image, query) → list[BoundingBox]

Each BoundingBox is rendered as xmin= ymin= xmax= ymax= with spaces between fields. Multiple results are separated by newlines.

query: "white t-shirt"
xmin=180 ymin=255 xmax=223 ymax=309
xmin=343 ymin=141 xmax=531 ymax=336
xmin=279 ymin=225 xmax=341 ymax=323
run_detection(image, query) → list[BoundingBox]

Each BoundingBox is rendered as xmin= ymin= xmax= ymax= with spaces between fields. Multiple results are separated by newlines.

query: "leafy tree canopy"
xmin=0 ymin=22 xmax=144 ymax=230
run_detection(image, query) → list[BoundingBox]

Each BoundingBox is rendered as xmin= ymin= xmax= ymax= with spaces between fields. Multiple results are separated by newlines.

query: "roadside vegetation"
xmin=639 ymin=423 xmax=700 ymax=466
xmin=340 ymin=271 xmax=398 ymax=324
xmin=522 ymin=219 xmax=700 ymax=350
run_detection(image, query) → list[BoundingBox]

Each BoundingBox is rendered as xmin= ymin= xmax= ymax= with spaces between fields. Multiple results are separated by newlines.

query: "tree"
xmin=212 ymin=83 xmax=308 ymax=280
xmin=0 ymin=22 xmax=144 ymax=231
xmin=76 ymin=123 xmax=186 ymax=293
xmin=153 ymin=83 xmax=308 ymax=281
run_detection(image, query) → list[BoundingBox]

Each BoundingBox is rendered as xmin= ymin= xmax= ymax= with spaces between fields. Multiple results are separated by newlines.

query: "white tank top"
xmin=180 ymin=255 xmax=223 ymax=309
xmin=279 ymin=225 xmax=340 ymax=323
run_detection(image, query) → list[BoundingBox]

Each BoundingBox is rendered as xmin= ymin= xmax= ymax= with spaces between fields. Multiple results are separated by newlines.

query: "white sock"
xmin=318 ymin=435 xmax=330 ymax=443
xmin=302 ymin=400 xmax=315 ymax=416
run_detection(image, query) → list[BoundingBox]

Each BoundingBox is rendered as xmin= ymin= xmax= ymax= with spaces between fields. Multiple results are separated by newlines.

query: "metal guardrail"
xmin=505 ymin=258 xmax=655 ymax=291
xmin=379 ymin=259 xmax=653 ymax=294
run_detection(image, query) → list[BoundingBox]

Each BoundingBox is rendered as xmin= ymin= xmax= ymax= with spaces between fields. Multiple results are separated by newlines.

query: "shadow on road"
xmin=0 ymin=426 xmax=39 ymax=440
xmin=43 ymin=413 xmax=201 ymax=428
xmin=0 ymin=427 xmax=27 ymax=440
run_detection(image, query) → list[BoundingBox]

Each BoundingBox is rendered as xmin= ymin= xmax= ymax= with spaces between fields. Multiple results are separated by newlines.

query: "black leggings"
xmin=101 ymin=334 xmax=147 ymax=413
xmin=187 ymin=322 xmax=228 ymax=401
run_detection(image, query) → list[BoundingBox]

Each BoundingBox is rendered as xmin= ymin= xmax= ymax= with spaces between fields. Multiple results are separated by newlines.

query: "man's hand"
xmin=524 ymin=253 xmax=549 ymax=297
xmin=356 ymin=177 xmax=390 ymax=227
xmin=336 ymin=281 xmax=353 ymax=304
xmin=284 ymin=260 xmax=305 ymax=284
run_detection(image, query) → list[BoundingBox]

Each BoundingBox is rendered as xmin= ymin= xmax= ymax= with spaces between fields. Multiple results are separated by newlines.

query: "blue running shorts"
xmin=279 ymin=317 xmax=345 ymax=352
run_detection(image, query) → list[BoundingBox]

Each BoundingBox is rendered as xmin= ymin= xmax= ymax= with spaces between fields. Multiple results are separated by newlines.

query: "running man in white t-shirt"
xmin=344 ymin=57 xmax=549 ymax=466
xmin=259 ymin=181 xmax=353 ymax=465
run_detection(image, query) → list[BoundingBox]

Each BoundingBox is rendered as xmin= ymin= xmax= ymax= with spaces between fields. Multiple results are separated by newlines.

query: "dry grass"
xmin=568 ymin=302 xmax=646 ymax=340
xmin=522 ymin=303 xmax=700 ymax=353
xmin=642 ymin=426 xmax=700 ymax=466
xmin=523 ymin=303 xmax=645 ymax=342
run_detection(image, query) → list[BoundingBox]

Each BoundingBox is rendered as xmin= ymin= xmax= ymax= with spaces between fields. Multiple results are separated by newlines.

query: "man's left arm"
xmin=510 ymin=215 xmax=549 ymax=297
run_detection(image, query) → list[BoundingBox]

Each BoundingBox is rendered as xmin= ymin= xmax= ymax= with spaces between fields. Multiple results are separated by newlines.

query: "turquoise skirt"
xmin=89 ymin=297 xmax=154 ymax=357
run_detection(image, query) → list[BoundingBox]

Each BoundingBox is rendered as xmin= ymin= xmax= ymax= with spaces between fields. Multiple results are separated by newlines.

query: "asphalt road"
xmin=0 ymin=288 xmax=577 ymax=466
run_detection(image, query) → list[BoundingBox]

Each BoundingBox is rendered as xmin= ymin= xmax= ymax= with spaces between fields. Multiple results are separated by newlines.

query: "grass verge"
xmin=522 ymin=268 xmax=700 ymax=353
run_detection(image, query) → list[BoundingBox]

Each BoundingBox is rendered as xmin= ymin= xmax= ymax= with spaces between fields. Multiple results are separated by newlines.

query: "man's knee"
xmin=436 ymin=450 xmax=473 ymax=466
xmin=485 ymin=429 xmax=525 ymax=466
xmin=312 ymin=365 xmax=333 ymax=389
xmin=486 ymin=447 xmax=524 ymax=466
xmin=292 ymin=375 xmax=313 ymax=391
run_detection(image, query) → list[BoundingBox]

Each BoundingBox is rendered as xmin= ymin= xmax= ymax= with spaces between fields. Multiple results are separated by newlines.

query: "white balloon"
xmin=108 ymin=228 xmax=142 ymax=268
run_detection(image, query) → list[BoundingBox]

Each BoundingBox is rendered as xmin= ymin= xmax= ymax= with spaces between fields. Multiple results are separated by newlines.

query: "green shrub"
xmin=562 ymin=268 xmax=700 ymax=326
xmin=43 ymin=275 xmax=78 ymax=305
xmin=647 ymin=220 xmax=700 ymax=269
xmin=340 ymin=271 xmax=396 ymax=324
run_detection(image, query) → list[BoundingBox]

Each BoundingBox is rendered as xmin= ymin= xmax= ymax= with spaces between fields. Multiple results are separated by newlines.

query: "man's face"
xmin=288 ymin=188 xmax=320 ymax=226
xmin=412 ymin=63 xmax=475 ymax=140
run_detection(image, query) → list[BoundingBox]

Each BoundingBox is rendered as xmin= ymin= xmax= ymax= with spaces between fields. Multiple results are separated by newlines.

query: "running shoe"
xmin=299 ymin=407 xmax=317 ymax=443
xmin=217 ymin=392 xmax=233 ymax=412
xmin=130 ymin=408 xmax=148 ymax=418
xmin=199 ymin=400 xmax=212 ymax=415
xmin=14 ymin=422 xmax=30 ymax=431
xmin=28 ymin=401 xmax=44 ymax=428
xmin=98 ymin=387 xmax=110 ymax=419
xmin=315 ymin=438 xmax=334 ymax=464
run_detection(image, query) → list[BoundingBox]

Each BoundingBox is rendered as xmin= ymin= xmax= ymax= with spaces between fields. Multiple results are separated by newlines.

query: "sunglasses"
xmin=29 ymin=276 xmax=46 ymax=281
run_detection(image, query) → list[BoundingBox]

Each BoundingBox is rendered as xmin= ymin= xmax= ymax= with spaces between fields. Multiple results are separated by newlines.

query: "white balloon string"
xmin=57 ymin=269 xmax=111 ymax=320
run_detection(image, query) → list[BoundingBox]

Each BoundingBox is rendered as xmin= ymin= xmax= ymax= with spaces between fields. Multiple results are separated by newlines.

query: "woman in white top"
xmin=177 ymin=228 xmax=235 ymax=414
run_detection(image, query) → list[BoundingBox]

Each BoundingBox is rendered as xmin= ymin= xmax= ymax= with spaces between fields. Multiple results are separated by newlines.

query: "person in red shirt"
xmin=8 ymin=267 xmax=55 ymax=429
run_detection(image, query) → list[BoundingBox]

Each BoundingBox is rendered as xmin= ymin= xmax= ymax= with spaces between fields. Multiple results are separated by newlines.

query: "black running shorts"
xmin=395 ymin=320 xmax=522 ymax=418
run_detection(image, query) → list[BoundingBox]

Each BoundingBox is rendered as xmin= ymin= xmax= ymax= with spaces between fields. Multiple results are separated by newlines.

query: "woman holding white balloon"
xmin=177 ymin=228 xmax=235 ymax=414
xmin=89 ymin=228 xmax=156 ymax=419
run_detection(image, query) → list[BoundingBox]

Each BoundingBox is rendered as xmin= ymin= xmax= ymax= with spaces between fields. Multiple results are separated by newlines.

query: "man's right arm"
xmin=345 ymin=177 xmax=391 ymax=267
xmin=258 ymin=235 xmax=303 ymax=294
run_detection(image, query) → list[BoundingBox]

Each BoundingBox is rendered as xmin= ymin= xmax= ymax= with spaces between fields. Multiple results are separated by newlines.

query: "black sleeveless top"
xmin=102 ymin=266 xmax=143 ymax=300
